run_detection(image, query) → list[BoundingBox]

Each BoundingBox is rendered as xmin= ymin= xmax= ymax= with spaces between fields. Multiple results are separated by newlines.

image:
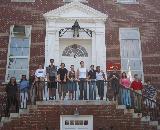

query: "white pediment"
xmin=44 ymin=1 xmax=108 ymax=21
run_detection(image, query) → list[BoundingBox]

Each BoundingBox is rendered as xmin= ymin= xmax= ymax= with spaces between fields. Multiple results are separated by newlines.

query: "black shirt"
xmin=57 ymin=68 xmax=68 ymax=81
xmin=88 ymin=69 xmax=96 ymax=79
xmin=108 ymin=72 xmax=120 ymax=85
xmin=6 ymin=83 xmax=18 ymax=97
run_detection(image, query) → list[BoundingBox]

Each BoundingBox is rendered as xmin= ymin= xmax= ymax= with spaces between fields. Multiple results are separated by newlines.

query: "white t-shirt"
xmin=79 ymin=68 xmax=87 ymax=79
xmin=35 ymin=69 xmax=46 ymax=78
xmin=96 ymin=71 xmax=104 ymax=80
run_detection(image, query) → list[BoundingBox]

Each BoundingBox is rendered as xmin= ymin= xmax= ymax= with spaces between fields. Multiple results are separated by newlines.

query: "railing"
xmin=1 ymin=80 xmax=160 ymax=124
xmin=118 ymin=85 xmax=160 ymax=123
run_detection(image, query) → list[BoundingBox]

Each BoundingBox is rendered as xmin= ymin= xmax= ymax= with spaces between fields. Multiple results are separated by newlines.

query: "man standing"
xmin=57 ymin=63 xmax=68 ymax=100
xmin=77 ymin=61 xmax=88 ymax=100
xmin=131 ymin=74 xmax=143 ymax=112
xmin=108 ymin=66 xmax=120 ymax=101
xmin=88 ymin=65 xmax=96 ymax=100
xmin=46 ymin=59 xmax=57 ymax=100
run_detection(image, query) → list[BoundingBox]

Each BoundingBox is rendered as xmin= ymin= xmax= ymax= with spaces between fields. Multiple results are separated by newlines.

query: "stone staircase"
xmin=0 ymin=100 xmax=160 ymax=130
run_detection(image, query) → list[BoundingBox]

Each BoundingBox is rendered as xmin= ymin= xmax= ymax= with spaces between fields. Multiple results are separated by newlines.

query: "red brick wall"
xmin=0 ymin=0 xmax=160 ymax=87
xmin=0 ymin=104 xmax=157 ymax=130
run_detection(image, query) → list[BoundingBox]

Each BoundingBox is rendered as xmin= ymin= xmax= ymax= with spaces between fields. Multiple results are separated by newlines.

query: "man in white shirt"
xmin=77 ymin=61 xmax=88 ymax=100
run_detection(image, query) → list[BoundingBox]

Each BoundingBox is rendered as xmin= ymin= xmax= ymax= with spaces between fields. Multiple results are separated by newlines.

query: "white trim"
xmin=5 ymin=25 xmax=32 ymax=82
xmin=43 ymin=1 xmax=108 ymax=22
xmin=116 ymin=0 xmax=139 ymax=4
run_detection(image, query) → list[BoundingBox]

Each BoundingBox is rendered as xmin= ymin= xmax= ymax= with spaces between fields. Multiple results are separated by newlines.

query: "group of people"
xmin=5 ymin=59 xmax=158 ymax=116
xmin=34 ymin=59 xmax=106 ymax=101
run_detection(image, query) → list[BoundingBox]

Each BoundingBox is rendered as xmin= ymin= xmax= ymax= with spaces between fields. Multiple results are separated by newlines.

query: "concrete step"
xmin=27 ymin=105 xmax=37 ymax=110
xmin=10 ymin=113 xmax=19 ymax=118
xmin=0 ymin=122 xmax=3 ymax=127
xmin=1 ymin=117 xmax=11 ymax=123
xmin=132 ymin=113 xmax=142 ymax=118
xmin=149 ymin=121 xmax=158 ymax=126
xmin=19 ymin=109 xmax=29 ymax=115
xmin=124 ymin=109 xmax=135 ymax=114
xmin=157 ymin=125 xmax=160 ymax=130
xmin=141 ymin=116 xmax=150 ymax=122
xmin=116 ymin=105 xmax=126 ymax=109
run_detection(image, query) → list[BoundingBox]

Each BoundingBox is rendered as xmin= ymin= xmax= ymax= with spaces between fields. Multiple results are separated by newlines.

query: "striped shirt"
xmin=144 ymin=85 xmax=157 ymax=99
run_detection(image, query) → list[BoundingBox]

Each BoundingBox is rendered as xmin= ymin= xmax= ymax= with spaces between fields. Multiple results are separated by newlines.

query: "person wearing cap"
xmin=57 ymin=63 xmax=68 ymax=100
xmin=88 ymin=65 xmax=97 ymax=100
xmin=67 ymin=65 xmax=77 ymax=100
xmin=46 ymin=59 xmax=58 ymax=100
xmin=108 ymin=66 xmax=120 ymax=101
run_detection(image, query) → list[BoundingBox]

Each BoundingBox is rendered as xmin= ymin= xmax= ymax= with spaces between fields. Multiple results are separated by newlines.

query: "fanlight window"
xmin=62 ymin=44 xmax=88 ymax=57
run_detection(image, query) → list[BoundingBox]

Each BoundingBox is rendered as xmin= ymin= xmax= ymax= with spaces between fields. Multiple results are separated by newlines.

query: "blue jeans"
xmin=96 ymin=80 xmax=104 ymax=100
xmin=121 ymin=89 xmax=131 ymax=107
xmin=79 ymin=78 xmax=87 ymax=100
xmin=89 ymin=80 xmax=96 ymax=100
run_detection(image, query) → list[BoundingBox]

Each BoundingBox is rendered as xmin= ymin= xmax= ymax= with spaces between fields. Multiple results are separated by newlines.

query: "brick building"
xmin=0 ymin=0 xmax=160 ymax=130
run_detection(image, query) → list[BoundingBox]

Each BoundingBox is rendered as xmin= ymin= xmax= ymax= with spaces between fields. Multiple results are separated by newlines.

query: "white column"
xmin=95 ymin=32 xmax=106 ymax=73
xmin=45 ymin=31 xmax=56 ymax=66
xmin=91 ymin=32 xmax=97 ymax=66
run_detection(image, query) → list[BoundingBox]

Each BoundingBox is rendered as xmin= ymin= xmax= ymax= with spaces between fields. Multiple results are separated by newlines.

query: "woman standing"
xmin=19 ymin=75 xmax=29 ymax=109
xmin=35 ymin=64 xmax=46 ymax=100
xmin=96 ymin=66 xmax=106 ymax=100
xmin=5 ymin=77 xmax=19 ymax=116
xmin=120 ymin=72 xmax=131 ymax=108
xmin=67 ymin=65 xmax=77 ymax=100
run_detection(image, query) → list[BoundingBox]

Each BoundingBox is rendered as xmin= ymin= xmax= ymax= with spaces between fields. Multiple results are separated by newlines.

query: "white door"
xmin=60 ymin=115 xmax=93 ymax=130
xmin=59 ymin=39 xmax=92 ymax=70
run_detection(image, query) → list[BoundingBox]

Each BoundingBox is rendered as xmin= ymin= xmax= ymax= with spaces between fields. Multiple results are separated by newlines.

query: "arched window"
xmin=62 ymin=44 xmax=88 ymax=57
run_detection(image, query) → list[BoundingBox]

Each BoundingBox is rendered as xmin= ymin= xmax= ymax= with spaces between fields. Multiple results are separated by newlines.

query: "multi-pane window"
xmin=62 ymin=44 xmax=88 ymax=57
xmin=119 ymin=28 xmax=144 ymax=81
xmin=116 ymin=0 xmax=138 ymax=4
xmin=11 ymin=0 xmax=35 ymax=2
xmin=6 ymin=25 xmax=31 ymax=81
